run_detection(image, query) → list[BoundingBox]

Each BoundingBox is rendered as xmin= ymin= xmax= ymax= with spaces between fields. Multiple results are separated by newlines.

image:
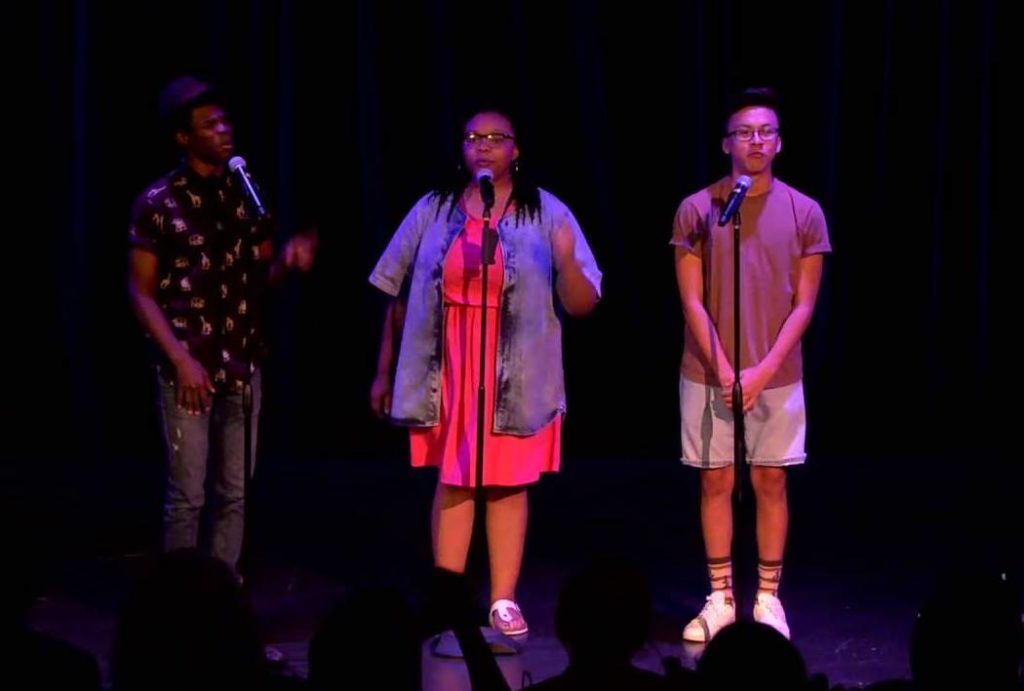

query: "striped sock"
xmin=758 ymin=559 xmax=783 ymax=596
xmin=708 ymin=556 xmax=734 ymax=603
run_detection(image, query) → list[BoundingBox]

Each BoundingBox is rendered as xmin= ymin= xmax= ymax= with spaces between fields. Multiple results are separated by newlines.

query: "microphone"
xmin=227 ymin=156 xmax=267 ymax=218
xmin=717 ymin=175 xmax=752 ymax=226
xmin=476 ymin=168 xmax=495 ymax=208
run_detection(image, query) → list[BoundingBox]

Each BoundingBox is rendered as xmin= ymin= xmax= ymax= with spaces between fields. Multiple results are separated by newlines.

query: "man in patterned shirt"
xmin=128 ymin=76 xmax=316 ymax=573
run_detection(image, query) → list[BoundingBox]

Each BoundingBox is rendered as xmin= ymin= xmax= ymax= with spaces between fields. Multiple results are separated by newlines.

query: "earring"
xmin=512 ymin=160 xmax=520 ymax=174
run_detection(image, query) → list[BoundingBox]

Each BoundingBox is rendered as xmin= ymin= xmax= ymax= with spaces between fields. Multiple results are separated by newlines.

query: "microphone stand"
xmin=237 ymin=183 xmax=268 ymax=584
xmin=475 ymin=195 xmax=497 ymax=497
xmin=731 ymin=208 xmax=746 ymax=506
xmin=475 ymin=190 xmax=521 ymax=653
xmin=431 ymin=182 xmax=521 ymax=658
xmin=729 ymin=207 xmax=752 ymax=618
xmin=474 ymin=190 xmax=498 ymax=633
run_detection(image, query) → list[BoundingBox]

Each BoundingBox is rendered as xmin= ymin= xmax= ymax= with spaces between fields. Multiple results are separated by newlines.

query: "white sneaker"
xmin=753 ymin=592 xmax=790 ymax=639
xmin=683 ymin=590 xmax=736 ymax=642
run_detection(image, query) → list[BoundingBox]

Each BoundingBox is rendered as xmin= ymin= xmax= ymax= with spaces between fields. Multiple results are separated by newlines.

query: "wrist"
xmin=169 ymin=349 xmax=191 ymax=367
xmin=758 ymin=357 xmax=780 ymax=378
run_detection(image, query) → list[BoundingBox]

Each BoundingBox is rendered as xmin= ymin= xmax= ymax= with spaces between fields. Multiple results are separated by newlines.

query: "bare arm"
xmin=675 ymin=247 xmax=735 ymax=390
xmin=738 ymin=254 xmax=824 ymax=411
xmin=552 ymin=223 xmax=598 ymax=316
xmin=369 ymin=295 xmax=407 ymax=418
xmin=128 ymin=248 xmax=213 ymax=414
xmin=267 ymin=227 xmax=319 ymax=286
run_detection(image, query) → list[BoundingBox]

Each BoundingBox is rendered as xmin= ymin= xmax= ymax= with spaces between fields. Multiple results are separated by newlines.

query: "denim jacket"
xmin=369 ymin=188 xmax=602 ymax=435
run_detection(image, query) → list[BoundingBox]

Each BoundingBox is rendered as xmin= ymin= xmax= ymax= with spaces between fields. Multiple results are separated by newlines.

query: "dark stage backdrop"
xmin=8 ymin=1 xmax=1010 ymax=560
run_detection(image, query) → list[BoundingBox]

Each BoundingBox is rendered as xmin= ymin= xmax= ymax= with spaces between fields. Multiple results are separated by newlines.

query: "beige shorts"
xmin=679 ymin=375 xmax=806 ymax=468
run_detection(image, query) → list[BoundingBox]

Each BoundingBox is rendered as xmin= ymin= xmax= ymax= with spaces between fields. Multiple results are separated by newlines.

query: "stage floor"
xmin=18 ymin=454 xmax=1022 ymax=689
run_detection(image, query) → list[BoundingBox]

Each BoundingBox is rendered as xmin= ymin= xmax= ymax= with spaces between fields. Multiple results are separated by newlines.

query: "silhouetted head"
xmin=555 ymin=557 xmax=654 ymax=666
xmin=308 ymin=587 xmax=421 ymax=690
xmin=111 ymin=549 xmax=265 ymax=691
xmin=698 ymin=621 xmax=808 ymax=691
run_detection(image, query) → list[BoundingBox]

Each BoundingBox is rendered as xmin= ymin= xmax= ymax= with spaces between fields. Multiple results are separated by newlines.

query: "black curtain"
xmin=10 ymin=0 xmax=1007 ymax=551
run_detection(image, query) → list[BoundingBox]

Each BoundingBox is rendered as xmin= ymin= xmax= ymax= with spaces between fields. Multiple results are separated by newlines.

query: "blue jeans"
xmin=157 ymin=371 xmax=261 ymax=569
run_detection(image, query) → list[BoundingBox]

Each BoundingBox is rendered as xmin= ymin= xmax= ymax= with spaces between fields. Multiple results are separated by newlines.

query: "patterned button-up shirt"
xmin=129 ymin=164 xmax=271 ymax=392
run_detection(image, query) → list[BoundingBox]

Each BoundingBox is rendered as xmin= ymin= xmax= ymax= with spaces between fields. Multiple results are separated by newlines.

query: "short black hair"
xmin=723 ymin=86 xmax=782 ymax=132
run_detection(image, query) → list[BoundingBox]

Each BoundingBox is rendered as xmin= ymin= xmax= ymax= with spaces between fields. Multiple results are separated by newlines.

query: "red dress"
xmin=410 ymin=212 xmax=561 ymax=487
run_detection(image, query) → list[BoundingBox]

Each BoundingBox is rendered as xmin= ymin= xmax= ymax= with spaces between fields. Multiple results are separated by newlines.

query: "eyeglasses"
xmin=463 ymin=132 xmax=515 ymax=146
xmin=726 ymin=126 xmax=779 ymax=141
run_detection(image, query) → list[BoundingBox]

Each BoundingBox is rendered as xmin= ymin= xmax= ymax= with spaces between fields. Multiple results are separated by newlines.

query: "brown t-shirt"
xmin=671 ymin=177 xmax=831 ymax=388
xmin=129 ymin=165 xmax=272 ymax=392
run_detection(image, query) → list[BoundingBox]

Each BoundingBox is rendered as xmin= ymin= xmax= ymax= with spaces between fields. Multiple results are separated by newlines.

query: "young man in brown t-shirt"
xmin=671 ymin=87 xmax=831 ymax=642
